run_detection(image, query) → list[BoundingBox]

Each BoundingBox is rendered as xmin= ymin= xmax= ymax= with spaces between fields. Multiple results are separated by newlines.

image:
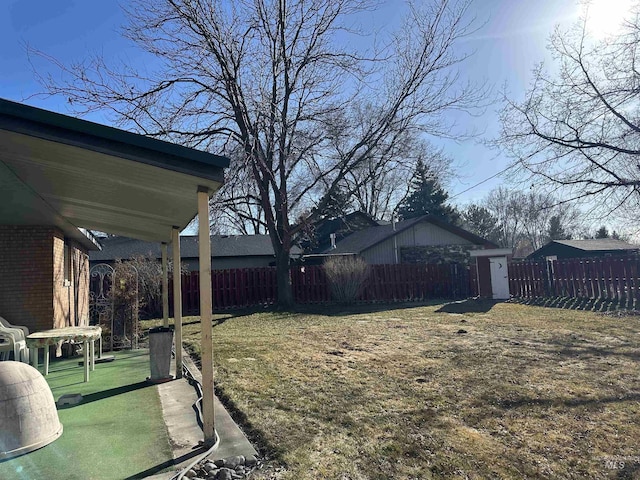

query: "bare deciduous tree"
xmin=34 ymin=0 xmax=486 ymax=306
xmin=484 ymin=187 xmax=582 ymax=254
xmin=208 ymin=147 xmax=268 ymax=235
xmin=500 ymin=5 xmax=640 ymax=218
xmin=485 ymin=187 xmax=524 ymax=249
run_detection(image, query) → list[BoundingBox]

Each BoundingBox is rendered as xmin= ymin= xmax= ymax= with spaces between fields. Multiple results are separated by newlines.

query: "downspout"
xmin=475 ymin=257 xmax=481 ymax=297
xmin=392 ymin=217 xmax=398 ymax=264
xmin=394 ymin=236 xmax=398 ymax=264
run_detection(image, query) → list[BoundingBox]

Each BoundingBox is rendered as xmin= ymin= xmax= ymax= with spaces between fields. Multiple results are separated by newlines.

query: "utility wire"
xmin=449 ymin=163 xmax=515 ymax=200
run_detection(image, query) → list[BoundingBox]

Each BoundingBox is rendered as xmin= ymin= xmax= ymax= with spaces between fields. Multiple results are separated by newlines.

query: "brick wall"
xmin=0 ymin=226 xmax=55 ymax=332
xmin=0 ymin=226 xmax=91 ymax=333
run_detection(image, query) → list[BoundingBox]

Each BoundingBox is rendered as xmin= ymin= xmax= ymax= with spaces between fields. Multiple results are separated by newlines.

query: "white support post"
xmin=172 ymin=227 xmax=183 ymax=379
xmin=162 ymin=243 xmax=169 ymax=328
xmin=198 ymin=187 xmax=215 ymax=444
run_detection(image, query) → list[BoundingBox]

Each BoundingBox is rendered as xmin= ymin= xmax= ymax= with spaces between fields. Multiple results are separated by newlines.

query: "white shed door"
xmin=489 ymin=256 xmax=510 ymax=299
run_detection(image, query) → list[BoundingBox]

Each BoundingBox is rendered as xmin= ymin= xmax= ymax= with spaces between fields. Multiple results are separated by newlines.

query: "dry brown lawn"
xmin=154 ymin=300 xmax=640 ymax=479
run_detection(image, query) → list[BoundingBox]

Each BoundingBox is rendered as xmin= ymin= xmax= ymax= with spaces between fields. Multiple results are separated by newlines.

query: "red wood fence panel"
xmin=509 ymin=256 xmax=640 ymax=305
xmin=145 ymin=262 xmax=476 ymax=315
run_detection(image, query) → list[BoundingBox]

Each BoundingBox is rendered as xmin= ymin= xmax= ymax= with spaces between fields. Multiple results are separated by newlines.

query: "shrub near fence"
xmin=168 ymin=262 xmax=472 ymax=313
xmin=509 ymin=256 xmax=640 ymax=307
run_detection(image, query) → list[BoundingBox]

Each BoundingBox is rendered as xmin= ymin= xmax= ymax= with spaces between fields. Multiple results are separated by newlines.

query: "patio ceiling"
xmin=0 ymin=99 xmax=229 ymax=246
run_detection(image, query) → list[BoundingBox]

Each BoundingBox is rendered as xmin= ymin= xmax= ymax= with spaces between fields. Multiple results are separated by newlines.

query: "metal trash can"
xmin=148 ymin=326 xmax=174 ymax=383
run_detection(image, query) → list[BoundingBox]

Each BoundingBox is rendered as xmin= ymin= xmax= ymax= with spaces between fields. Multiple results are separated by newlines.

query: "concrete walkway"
xmin=148 ymin=349 xmax=258 ymax=479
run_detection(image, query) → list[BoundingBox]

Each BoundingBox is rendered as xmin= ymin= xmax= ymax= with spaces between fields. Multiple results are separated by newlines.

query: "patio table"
xmin=26 ymin=326 xmax=102 ymax=382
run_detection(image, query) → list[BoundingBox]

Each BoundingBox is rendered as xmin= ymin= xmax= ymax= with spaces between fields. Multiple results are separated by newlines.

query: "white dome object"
xmin=0 ymin=361 xmax=63 ymax=460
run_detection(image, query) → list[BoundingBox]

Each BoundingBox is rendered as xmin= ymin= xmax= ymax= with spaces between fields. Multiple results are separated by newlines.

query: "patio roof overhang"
xmin=0 ymin=98 xmax=229 ymax=246
xmin=1 ymin=98 xmax=226 ymax=445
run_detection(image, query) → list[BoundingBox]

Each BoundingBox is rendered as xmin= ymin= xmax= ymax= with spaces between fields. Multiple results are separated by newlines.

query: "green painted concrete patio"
xmin=0 ymin=350 xmax=175 ymax=480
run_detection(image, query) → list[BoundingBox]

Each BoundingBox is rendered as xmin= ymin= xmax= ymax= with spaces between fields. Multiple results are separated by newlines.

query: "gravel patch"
xmin=182 ymin=454 xmax=261 ymax=480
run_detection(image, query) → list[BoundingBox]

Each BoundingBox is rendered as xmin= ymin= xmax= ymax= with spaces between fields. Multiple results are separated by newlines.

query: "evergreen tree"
xmin=462 ymin=204 xmax=501 ymax=243
xmin=397 ymin=160 xmax=459 ymax=223
xmin=546 ymin=215 xmax=571 ymax=241
xmin=316 ymin=185 xmax=352 ymax=219
xmin=595 ymin=226 xmax=609 ymax=239
xmin=611 ymin=230 xmax=622 ymax=240
xmin=588 ymin=226 xmax=628 ymax=241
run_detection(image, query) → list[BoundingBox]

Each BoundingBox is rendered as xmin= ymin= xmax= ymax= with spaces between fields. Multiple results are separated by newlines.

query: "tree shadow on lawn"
xmin=179 ymin=299 xmax=483 ymax=325
xmin=489 ymin=333 xmax=640 ymax=369
xmin=466 ymin=386 xmax=640 ymax=430
xmin=615 ymin=463 xmax=640 ymax=480
xmin=290 ymin=299 xmax=449 ymax=317
xmin=536 ymin=340 xmax=640 ymax=362
xmin=178 ymin=309 xmax=268 ymax=328
xmin=493 ymin=391 xmax=640 ymax=410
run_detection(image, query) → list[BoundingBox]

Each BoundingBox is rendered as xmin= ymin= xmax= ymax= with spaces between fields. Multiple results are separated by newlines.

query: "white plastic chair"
xmin=0 ymin=317 xmax=29 ymax=362
xmin=0 ymin=316 xmax=29 ymax=339
xmin=0 ymin=332 xmax=28 ymax=362
xmin=0 ymin=334 xmax=12 ymax=360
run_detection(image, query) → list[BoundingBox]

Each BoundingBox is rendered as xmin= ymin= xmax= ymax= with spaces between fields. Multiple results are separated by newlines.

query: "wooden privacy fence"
xmin=293 ymin=263 xmax=471 ymax=304
xmin=169 ymin=263 xmax=472 ymax=314
xmin=173 ymin=267 xmax=278 ymax=313
xmin=509 ymin=256 xmax=640 ymax=306
xmin=360 ymin=263 xmax=471 ymax=302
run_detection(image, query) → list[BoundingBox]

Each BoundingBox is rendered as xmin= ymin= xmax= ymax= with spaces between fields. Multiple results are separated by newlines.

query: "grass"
xmin=0 ymin=350 xmax=173 ymax=480
xmin=144 ymin=300 xmax=640 ymax=479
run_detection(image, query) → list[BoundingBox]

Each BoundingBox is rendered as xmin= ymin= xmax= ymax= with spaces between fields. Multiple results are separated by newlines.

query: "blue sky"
xmin=0 ymin=0 xmax=597 ymax=207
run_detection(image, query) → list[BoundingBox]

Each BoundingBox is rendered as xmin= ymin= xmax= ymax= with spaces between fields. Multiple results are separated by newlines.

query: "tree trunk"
xmin=275 ymin=248 xmax=293 ymax=308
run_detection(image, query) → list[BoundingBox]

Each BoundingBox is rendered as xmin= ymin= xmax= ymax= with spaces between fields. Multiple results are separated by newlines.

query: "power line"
xmin=449 ymin=163 xmax=515 ymax=200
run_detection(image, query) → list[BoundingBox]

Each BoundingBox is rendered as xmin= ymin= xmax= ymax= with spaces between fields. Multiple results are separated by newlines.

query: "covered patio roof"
xmin=0 ymin=98 xmax=228 ymax=244
xmin=1 ymin=98 xmax=227 ymax=445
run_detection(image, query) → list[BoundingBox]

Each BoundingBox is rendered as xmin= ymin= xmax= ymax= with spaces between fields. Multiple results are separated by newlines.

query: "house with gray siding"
xmin=323 ymin=215 xmax=497 ymax=265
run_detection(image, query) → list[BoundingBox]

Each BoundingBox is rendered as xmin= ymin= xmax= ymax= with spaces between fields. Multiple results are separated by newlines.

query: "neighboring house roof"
xmin=299 ymin=211 xmax=379 ymax=253
xmin=552 ymin=239 xmax=638 ymax=251
xmin=90 ymin=235 xmax=302 ymax=262
xmin=527 ymin=239 xmax=640 ymax=259
xmin=326 ymin=215 xmax=497 ymax=255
